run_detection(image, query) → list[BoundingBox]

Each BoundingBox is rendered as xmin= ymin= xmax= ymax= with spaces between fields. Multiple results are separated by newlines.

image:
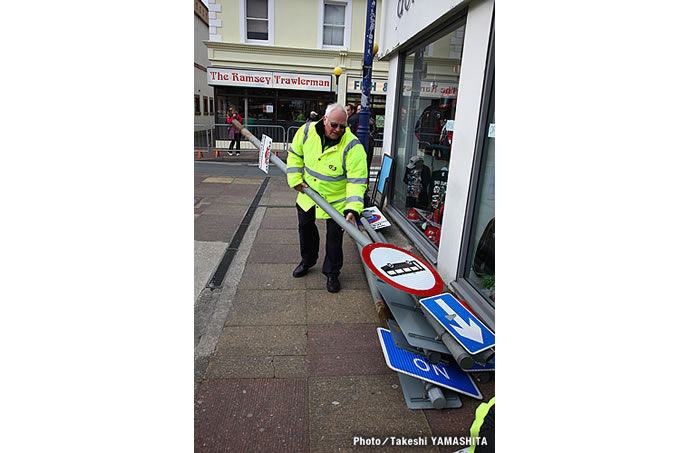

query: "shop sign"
xmin=207 ymin=67 xmax=331 ymax=92
xmin=402 ymin=80 xmax=458 ymax=98
xmin=347 ymin=77 xmax=388 ymax=95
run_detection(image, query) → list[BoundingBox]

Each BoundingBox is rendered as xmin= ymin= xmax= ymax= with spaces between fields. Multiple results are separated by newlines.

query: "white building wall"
xmin=377 ymin=0 xmax=494 ymax=291
xmin=436 ymin=0 xmax=494 ymax=286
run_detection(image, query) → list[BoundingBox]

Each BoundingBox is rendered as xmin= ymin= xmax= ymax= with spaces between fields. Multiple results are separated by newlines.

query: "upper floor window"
xmin=243 ymin=0 xmax=273 ymax=44
xmin=319 ymin=0 xmax=352 ymax=49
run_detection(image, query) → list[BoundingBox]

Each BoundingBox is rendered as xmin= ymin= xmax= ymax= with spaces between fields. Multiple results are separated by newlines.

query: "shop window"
xmin=195 ymin=94 xmax=201 ymax=116
xmin=244 ymin=0 xmax=272 ymax=43
xmin=203 ymin=96 xmax=209 ymax=115
xmin=209 ymin=97 xmax=214 ymax=115
xmin=390 ymin=19 xmax=466 ymax=251
xmin=463 ymin=82 xmax=495 ymax=305
xmin=320 ymin=0 xmax=351 ymax=48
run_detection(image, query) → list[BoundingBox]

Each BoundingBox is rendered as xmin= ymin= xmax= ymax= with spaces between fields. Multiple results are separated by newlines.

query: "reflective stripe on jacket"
xmin=286 ymin=121 xmax=368 ymax=219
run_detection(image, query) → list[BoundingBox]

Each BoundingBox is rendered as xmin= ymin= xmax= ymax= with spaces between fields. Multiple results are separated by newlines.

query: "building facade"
xmin=203 ymin=0 xmax=389 ymax=145
xmin=378 ymin=0 xmax=495 ymax=327
xmin=195 ymin=0 xmax=215 ymax=131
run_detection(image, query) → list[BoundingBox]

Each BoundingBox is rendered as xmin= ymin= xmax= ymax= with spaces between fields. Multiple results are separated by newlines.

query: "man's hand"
xmin=345 ymin=212 xmax=356 ymax=227
xmin=293 ymin=183 xmax=308 ymax=193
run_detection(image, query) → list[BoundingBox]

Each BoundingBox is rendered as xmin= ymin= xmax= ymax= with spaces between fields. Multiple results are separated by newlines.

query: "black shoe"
xmin=326 ymin=275 xmax=340 ymax=293
xmin=292 ymin=262 xmax=314 ymax=278
xmin=228 ymin=151 xmax=233 ymax=156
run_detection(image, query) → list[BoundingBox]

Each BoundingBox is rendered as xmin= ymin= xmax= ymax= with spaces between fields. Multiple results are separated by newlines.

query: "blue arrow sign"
xmin=377 ymin=328 xmax=482 ymax=399
xmin=419 ymin=293 xmax=495 ymax=355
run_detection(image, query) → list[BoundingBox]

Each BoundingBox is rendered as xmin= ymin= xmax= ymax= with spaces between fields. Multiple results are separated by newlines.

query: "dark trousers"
xmin=229 ymin=133 xmax=241 ymax=150
xmin=297 ymin=204 xmax=344 ymax=276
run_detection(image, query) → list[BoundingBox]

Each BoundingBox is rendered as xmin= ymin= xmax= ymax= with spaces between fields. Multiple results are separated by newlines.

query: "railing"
xmin=213 ymin=123 xmax=287 ymax=153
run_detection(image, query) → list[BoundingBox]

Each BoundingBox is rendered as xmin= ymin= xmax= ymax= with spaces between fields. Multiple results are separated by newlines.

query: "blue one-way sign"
xmin=377 ymin=328 xmax=482 ymax=399
xmin=419 ymin=293 xmax=495 ymax=355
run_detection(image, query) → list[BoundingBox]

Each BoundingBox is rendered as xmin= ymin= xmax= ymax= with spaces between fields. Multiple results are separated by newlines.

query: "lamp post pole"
xmin=333 ymin=66 xmax=343 ymax=103
xmin=357 ymin=0 xmax=377 ymax=152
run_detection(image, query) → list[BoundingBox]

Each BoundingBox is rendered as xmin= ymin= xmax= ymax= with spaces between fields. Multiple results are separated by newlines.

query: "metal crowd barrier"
xmin=213 ymin=123 xmax=286 ymax=153
xmin=194 ymin=124 xmax=215 ymax=159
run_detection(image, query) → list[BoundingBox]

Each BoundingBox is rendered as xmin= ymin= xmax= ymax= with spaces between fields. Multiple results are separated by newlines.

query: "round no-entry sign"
xmin=361 ymin=243 xmax=444 ymax=297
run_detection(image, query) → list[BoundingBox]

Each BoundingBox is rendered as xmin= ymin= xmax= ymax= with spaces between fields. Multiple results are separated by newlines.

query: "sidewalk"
xmin=194 ymin=167 xmax=495 ymax=452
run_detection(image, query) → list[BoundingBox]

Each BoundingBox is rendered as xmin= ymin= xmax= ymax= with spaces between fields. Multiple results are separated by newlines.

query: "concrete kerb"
xmin=195 ymin=206 xmax=267 ymax=362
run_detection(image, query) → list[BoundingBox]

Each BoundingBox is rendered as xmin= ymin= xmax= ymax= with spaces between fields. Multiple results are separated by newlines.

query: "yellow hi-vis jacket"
xmin=286 ymin=120 xmax=368 ymax=219
xmin=469 ymin=397 xmax=495 ymax=453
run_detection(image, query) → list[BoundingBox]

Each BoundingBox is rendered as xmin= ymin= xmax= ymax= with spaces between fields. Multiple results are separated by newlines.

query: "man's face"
xmin=345 ymin=105 xmax=353 ymax=116
xmin=324 ymin=109 xmax=347 ymax=140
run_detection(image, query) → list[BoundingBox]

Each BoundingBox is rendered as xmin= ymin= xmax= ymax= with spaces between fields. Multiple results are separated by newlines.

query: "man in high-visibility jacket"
xmin=286 ymin=103 xmax=368 ymax=293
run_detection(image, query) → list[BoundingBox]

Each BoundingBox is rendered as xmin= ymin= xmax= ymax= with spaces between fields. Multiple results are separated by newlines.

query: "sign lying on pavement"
xmin=362 ymin=243 xmax=443 ymax=297
xmin=259 ymin=134 xmax=272 ymax=174
xmin=466 ymin=356 xmax=495 ymax=372
xmin=361 ymin=206 xmax=391 ymax=230
xmin=419 ymin=293 xmax=495 ymax=355
xmin=377 ymin=328 xmax=482 ymax=399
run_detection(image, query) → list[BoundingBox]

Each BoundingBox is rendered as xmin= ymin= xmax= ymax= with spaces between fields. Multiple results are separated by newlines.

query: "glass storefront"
xmin=390 ymin=19 xmax=466 ymax=250
xmin=464 ymin=82 xmax=494 ymax=305
xmin=214 ymin=86 xmax=335 ymax=128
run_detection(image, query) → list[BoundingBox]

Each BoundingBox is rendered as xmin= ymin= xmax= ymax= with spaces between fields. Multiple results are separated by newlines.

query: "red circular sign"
xmin=361 ymin=243 xmax=444 ymax=297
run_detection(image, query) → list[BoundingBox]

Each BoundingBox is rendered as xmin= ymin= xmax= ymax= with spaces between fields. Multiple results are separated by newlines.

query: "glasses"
xmin=329 ymin=122 xmax=347 ymax=130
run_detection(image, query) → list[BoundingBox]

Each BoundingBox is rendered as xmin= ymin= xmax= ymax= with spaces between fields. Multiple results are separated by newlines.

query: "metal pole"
xmin=424 ymin=382 xmax=446 ymax=410
xmin=356 ymin=0 xmax=377 ymax=151
xmin=357 ymin=232 xmax=389 ymax=325
xmin=232 ymin=119 xmax=371 ymax=248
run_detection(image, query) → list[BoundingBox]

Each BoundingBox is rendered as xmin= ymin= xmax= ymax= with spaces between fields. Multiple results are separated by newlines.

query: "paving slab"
xmin=304 ymin=272 xmax=370 ymax=291
xmin=308 ymin=375 xmax=435 ymax=453
xmin=225 ymin=289 xmax=306 ymax=326
xmin=273 ymin=356 xmax=309 ymax=378
xmin=238 ymin=263 xmax=302 ymax=290
xmin=194 ymin=214 xmax=242 ymax=242
xmin=260 ymin=212 xmax=299 ymax=229
xmin=308 ymin=352 xmax=392 ymax=377
xmin=214 ymin=325 xmax=307 ymax=357
xmin=254 ymin=228 xmax=299 ymax=245
xmin=308 ymin=323 xmax=382 ymax=354
xmin=306 ymin=289 xmax=379 ymax=324
xmin=194 ymin=241 xmax=228 ymax=301
xmin=200 ymin=202 xmax=251 ymax=216
xmin=247 ymin=243 xmax=301 ymax=264
xmin=195 ymin=379 xmax=308 ymax=453
xmin=205 ymin=355 xmax=274 ymax=379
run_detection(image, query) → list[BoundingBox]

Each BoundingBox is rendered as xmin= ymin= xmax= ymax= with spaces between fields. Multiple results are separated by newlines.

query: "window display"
xmin=391 ymin=19 xmax=466 ymax=249
xmin=464 ymin=82 xmax=495 ymax=304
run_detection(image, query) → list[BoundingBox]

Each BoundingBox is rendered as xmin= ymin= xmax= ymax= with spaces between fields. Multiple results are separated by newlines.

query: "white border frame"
xmin=240 ymin=0 xmax=275 ymax=45
xmin=318 ymin=0 xmax=353 ymax=49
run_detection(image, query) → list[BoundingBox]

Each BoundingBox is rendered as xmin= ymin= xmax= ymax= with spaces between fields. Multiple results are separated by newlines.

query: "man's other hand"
xmin=345 ymin=212 xmax=356 ymax=227
xmin=294 ymin=183 xmax=309 ymax=193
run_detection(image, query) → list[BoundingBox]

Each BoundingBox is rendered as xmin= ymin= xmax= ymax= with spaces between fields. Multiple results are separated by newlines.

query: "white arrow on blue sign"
xmin=419 ymin=293 xmax=495 ymax=355
xmin=377 ymin=328 xmax=482 ymax=399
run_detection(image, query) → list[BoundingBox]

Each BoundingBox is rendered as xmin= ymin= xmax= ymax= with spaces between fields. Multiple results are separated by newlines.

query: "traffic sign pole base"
xmin=375 ymin=280 xmax=450 ymax=355
xmin=397 ymin=373 xmax=462 ymax=410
